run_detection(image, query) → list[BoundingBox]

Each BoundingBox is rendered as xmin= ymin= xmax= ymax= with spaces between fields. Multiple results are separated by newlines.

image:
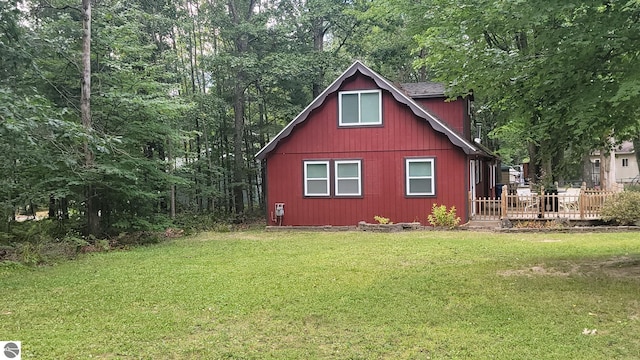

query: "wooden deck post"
xmin=540 ymin=186 xmax=545 ymax=219
xmin=579 ymin=182 xmax=586 ymax=219
xmin=468 ymin=191 xmax=473 ymax=220
xmin=501 ymin=185 xmax=508 ymax=219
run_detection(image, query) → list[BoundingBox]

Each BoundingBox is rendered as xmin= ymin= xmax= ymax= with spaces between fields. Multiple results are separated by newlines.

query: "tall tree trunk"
xmin=233 ymin=79 xmax=245 ymax=215
xmin=167 ymin=139 xmax=176 ymax=219
xmin=195 ymin=116 xmax=203 ymax=212
xmin=228 ymin=0 xmax=256 ymax=216
xmin=257 ymin=89 xmax=267 ymax=209
xmin=82 ymin=0 xmax=99 ymax=236
xmin=582 ymin=154 xmax=593 ymax=187
xmin=633 ymin=134 xmax=640 ymax=179
xmin=243 ymin=124 xmax=253 ymax=212
xmin=202 ymin=115 xmax=215 ymax=212
xmin=312 ymin=16 xmax=325 ymax=98
xmin=49 ymin=195 xmax=56 ymax=218
xmin=527 ymin=141 xmax=539 ymax=185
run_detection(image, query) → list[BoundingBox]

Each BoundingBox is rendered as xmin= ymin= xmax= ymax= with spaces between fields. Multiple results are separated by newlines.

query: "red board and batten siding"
xmin=265 ymin=76 xmax=469 ymax=226
xmin=415 ymin=98 xmax=470 ymax=140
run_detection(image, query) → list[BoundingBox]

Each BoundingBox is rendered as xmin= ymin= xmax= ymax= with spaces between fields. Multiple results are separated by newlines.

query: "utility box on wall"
xmin=272 ymin=203 xmax=285 ymax=225
xmin=275 ymin=203 xmax=284 ymax=217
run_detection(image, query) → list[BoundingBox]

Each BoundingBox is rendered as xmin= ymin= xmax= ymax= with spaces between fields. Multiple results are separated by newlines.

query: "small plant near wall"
xmin=374 ymin=216 xmax=392 ymax=224
xmin=427 ymin=204 xmax=461 ymax=229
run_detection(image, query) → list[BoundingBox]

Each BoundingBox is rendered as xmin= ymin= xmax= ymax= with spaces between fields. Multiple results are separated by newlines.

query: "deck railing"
xmin=470 ymin=184 xmax=618 ymax=221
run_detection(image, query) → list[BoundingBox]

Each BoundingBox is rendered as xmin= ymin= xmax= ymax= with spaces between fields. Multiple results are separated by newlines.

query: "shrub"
xmin=16 ymin=242 xmax=44 ymax=265
xmin=427 ymin=204 xmax=461 ymax=229
xmin=173 ymin=213 xmax=234 ymax=234
xmin=373 ymin=216 xmax=392 ymax=224
xmin=601 ymin=191 xmax=640 ymax=225
xmin=624 ymin=184 xmax=640 ymax=192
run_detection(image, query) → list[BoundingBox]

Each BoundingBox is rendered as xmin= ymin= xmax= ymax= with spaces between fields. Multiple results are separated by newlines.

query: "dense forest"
xmin=1 ymin=0 xmax=639 ymax=238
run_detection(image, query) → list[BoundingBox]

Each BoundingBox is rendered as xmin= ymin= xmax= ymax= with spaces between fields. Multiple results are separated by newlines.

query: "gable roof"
xmin=591 ymin=140 xmax=636 ymax=156
xmin=255 ymin=61 xmax=480 ymax=160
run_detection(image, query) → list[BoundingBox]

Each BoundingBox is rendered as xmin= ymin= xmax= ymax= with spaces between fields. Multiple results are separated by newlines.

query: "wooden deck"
xmin=470 ymin=185 xmax=616 ymax=221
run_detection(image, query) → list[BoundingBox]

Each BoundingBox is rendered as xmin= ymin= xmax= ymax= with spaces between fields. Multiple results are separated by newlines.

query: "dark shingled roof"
xmin=255 ymin=61 xmax=483 ymax=160
xmin=398 ymin=82 xmax=446 ymax=98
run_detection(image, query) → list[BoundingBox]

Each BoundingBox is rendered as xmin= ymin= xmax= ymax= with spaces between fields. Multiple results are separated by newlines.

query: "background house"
xmin=589 ymin=141 xmax=639 ymax=187
xmin=256 ymin=61 xmax=496 ymax=226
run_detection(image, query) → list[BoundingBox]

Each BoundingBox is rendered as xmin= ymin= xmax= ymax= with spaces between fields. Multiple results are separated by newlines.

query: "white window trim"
xmin=304 ymin=160 xmax=330 ymax=197
xmin=406 ymin=158 xmax=435 ymax=196
xmin=334 ymin=160 xmax=362 ymax=196
xmin=338 ymin=90 xmax=382 ymax=126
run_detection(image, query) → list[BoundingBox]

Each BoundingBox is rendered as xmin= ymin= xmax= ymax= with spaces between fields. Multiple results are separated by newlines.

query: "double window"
xmin=339 ymin=90 xmax=382 ymax=126
xmin=304 ymin=160 xmax=362 ymax=197
xmin=406 ymin=158 xmax=435 ymax=196
xmin=303 ymin=158 xmax=436 ymax=198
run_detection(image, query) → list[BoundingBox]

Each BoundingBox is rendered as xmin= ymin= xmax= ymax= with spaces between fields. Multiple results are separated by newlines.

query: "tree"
xmin=403 ymin=0 xmax=640 ymax=185
xmin=81 ymin=0 xmax=101 ymax=235
xmin=23 ymin=0 xmax=190 ymax=233
xmin=3 ymin=0 xmax=439 ymax=238
xmin=0 ymin=1 xmax=86 ymax=231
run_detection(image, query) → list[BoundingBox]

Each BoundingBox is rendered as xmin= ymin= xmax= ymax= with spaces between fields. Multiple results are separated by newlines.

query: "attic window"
xmin=338 ymin=90 xmax=382 ymax=126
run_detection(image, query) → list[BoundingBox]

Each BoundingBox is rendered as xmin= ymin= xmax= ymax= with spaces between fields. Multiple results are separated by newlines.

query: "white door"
xmin=469 ymin=160 xmax=477 ymax=216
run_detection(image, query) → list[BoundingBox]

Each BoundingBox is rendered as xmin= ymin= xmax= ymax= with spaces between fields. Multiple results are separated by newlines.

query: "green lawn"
xmin=1 ymin=231 xmax=639 ymax=359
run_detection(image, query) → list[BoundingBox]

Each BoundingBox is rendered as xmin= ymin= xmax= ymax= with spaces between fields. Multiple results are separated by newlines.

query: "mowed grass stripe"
xmin=1 ymin=231 xmax=639 ymax=359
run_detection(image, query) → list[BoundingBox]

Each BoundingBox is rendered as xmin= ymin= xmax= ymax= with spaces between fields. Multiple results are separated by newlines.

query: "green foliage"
xmin=427 ymin=203 xmax=461 ymax=228
xmin=5 ymin=220 xmax=64 ymax=245
xmin=15 ymin=242 xmax=43 ymax=266
xmin=113 ymin=232 xmax=163 ymax=247
xmin=406 ymin=0 xmax=640 ymax=181
xmin=173 ymin=213 xmax=233 ymax=234
xmin=601 ymin=191 xmax=640 ymax=225
xmin=373 ymin=215 xmax=392 ymax=224
xmin=63 ymin=233 xmax=89 ymax=251
xmin=4 ymin=221 xmax=91 ymax=265
xmin=624 ymin=184 xmax=640 ymax=192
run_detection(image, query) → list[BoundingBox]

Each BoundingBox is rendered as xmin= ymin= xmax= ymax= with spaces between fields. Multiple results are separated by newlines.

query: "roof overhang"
xmin=256 ymin=61 xmax=481 ymax=160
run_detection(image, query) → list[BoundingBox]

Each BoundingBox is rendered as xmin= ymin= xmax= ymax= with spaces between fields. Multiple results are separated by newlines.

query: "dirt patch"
xmin=598 ymin=256 xmax=640 ymax=278
xmin=499 ymin=256 xmax=640 ymax=279
xmin=499 ymin=265 xmax=578 ymax=277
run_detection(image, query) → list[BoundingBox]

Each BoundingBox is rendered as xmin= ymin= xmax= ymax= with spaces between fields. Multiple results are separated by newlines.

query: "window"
xmin=304 ymin=161 xmax=330 ymax=196
xmin=335 ymin=160 xmax=362 ymax=196
xmin=339 ymin=90 xmax=382 ymax=126
xmin=406 ymin=158 xmax=435 ymax=196
xmin=622 ymin=158 xmax=629 ymax=167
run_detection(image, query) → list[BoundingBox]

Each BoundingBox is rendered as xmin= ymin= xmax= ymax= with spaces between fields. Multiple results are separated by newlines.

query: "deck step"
xmin=463 ymin=220 xmax=502 ymax=229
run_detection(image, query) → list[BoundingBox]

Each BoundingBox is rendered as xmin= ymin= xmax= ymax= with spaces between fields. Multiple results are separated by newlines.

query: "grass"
xmin=1 ymin=230 xmax=639 ymax=359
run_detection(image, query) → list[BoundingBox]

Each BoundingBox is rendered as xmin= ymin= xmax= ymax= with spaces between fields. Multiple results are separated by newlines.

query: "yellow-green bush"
xmin=601 ymin=191 xmax=640 ymax=225
xmin=427 ymin=204 xmax=461 ymax=228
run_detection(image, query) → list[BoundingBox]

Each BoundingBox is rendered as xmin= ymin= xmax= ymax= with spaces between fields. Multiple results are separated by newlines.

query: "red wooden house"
xmin=256 ymin=61 xmax=496 ymax=226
